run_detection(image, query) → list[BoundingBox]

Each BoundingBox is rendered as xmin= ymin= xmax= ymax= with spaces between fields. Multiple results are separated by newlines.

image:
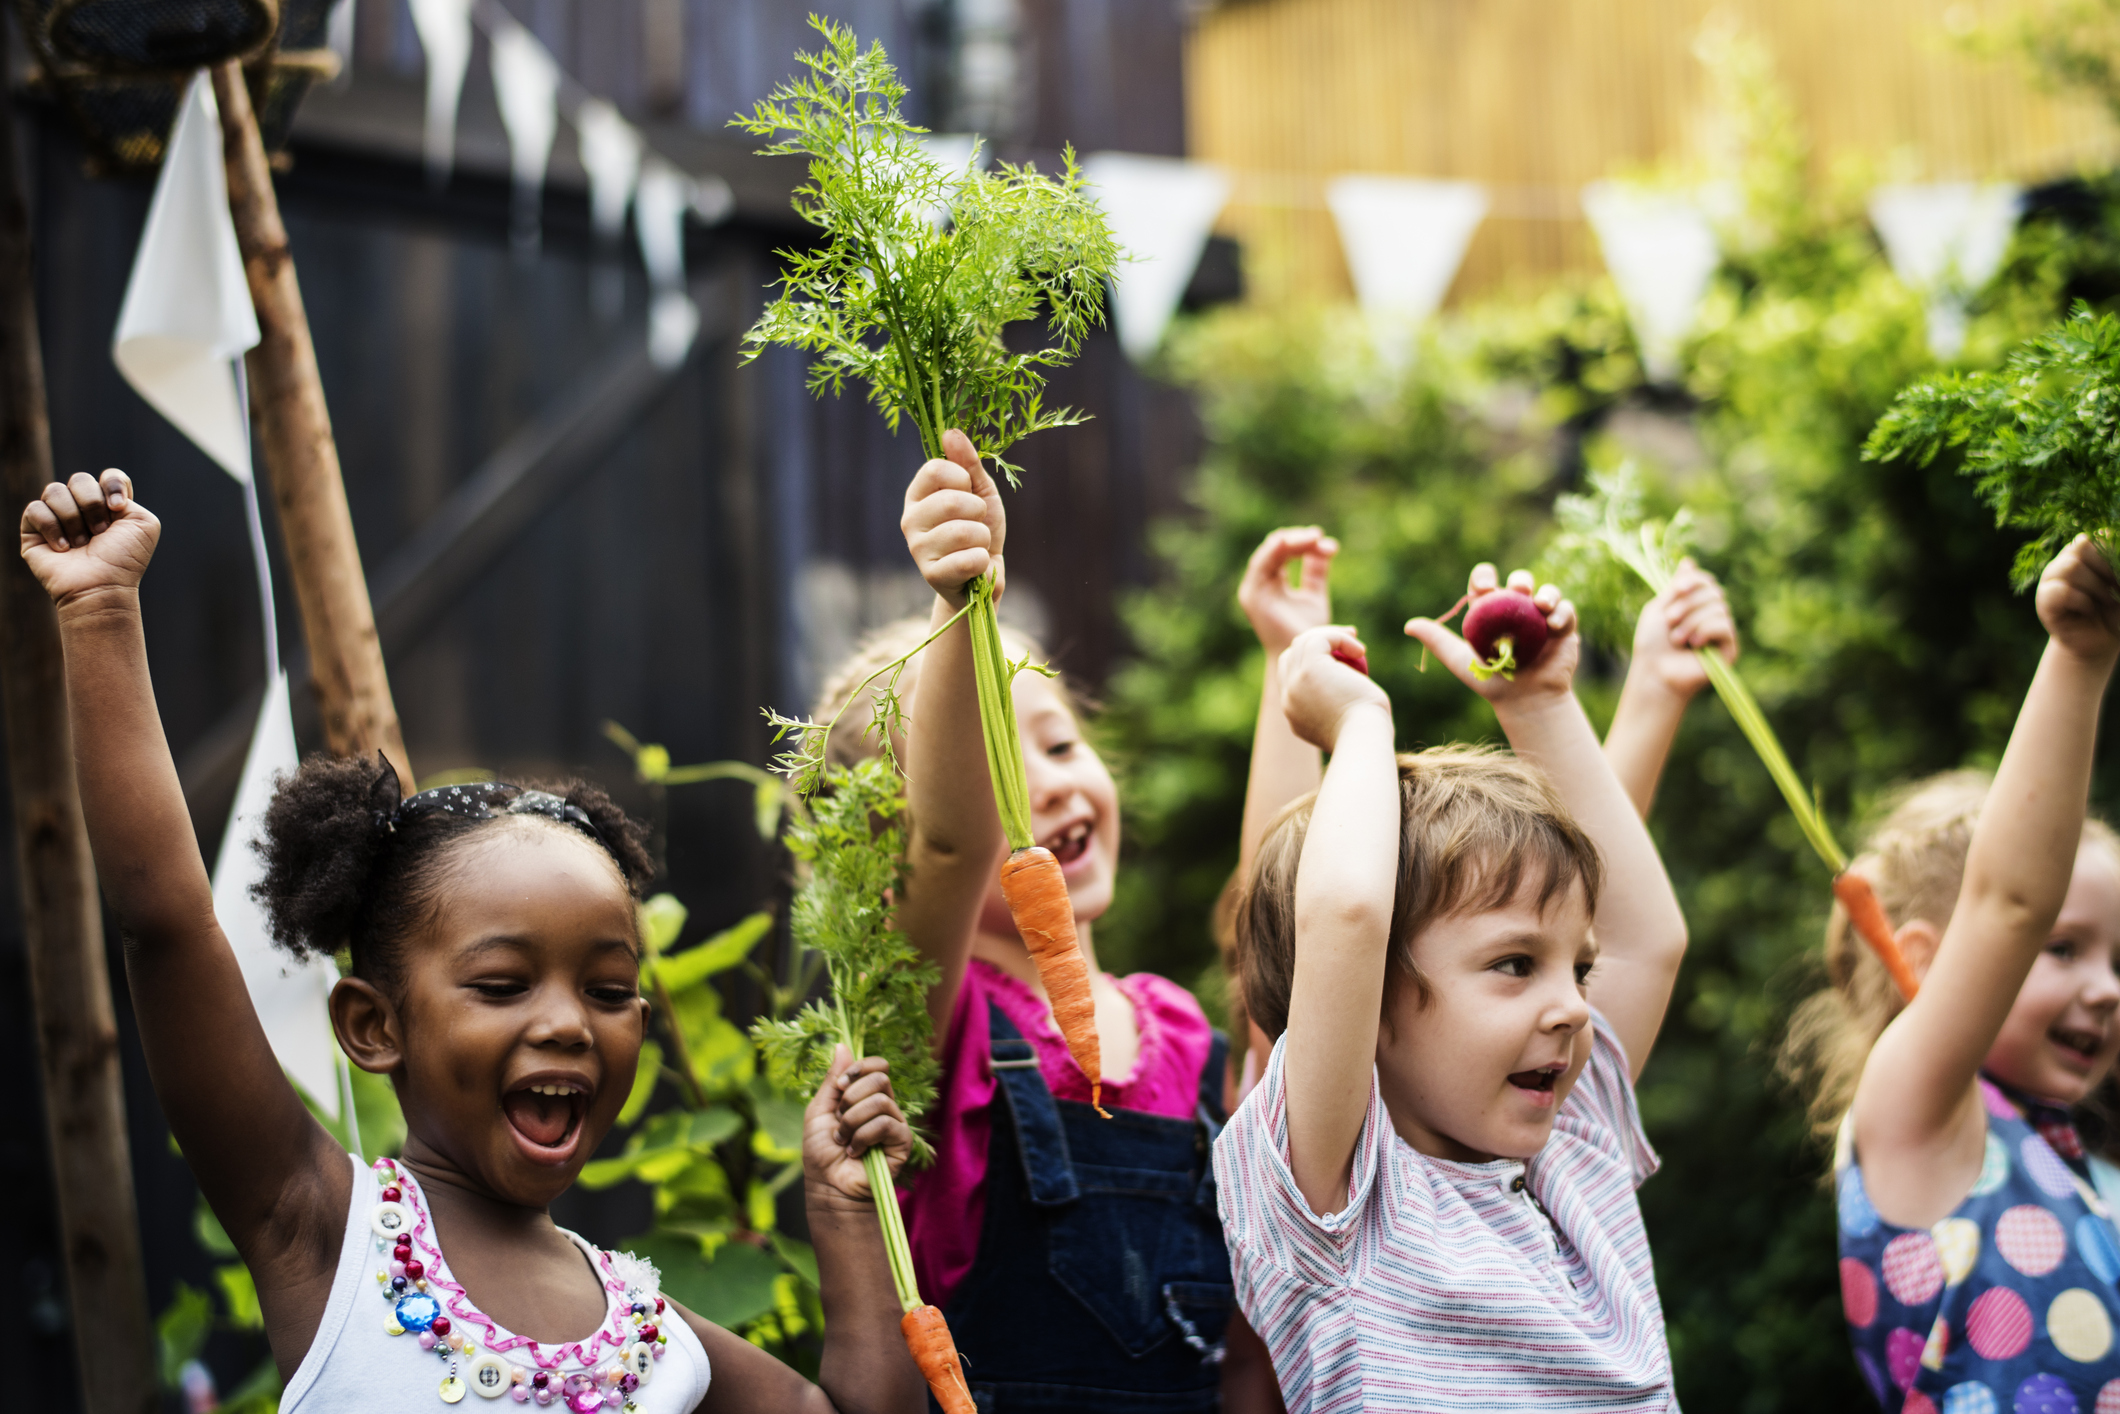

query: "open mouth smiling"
xmin=1507 ymin=1063 xmax=1567 ymax=1106
xmin=2051 ymin=1025 xmax=2106 ymax=1069
xmin=1045 ymin=818 xmax=1093 ymax=868
xmin=501 ymin=1076 xmax=592 ymax=1159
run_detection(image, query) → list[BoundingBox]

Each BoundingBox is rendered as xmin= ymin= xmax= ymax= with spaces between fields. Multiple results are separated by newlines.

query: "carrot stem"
xmin=966 ymin=576 xmax=1035 ymax=850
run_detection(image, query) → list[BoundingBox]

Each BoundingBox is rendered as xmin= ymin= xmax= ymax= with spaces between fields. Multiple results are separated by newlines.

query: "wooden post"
xmin=211 ymin=61 xmax=411 ymax=789
xmin=0 ymin=44 xmax=159 ymax=1414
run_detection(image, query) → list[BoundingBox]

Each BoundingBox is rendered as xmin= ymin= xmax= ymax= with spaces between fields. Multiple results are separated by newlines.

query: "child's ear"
xmin=1896 ymin=919 xmax=1943 ymax=984
xmin=332 ymin=976 xmax=404 ymax=1075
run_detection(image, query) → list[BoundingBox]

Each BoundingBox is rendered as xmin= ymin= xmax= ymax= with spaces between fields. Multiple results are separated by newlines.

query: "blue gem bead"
xmin=394 ymin=1292 xmax=442 ymax=1332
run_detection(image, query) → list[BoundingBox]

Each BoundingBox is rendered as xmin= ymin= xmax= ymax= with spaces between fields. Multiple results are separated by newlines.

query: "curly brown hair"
xmin=249 ymin=753 xmax=653 ymax=990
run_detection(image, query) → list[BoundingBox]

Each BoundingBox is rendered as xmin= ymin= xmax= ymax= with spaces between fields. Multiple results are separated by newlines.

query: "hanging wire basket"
xmin=14 ymin=0 xmax=340 ymax=172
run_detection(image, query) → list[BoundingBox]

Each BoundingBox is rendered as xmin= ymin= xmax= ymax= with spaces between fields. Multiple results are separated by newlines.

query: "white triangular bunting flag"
xmin=1326 ymin=175 xmax=1487 ymax=361
xmin=636 ymin=159 xmax=697 ymax=368
xmin=490 ymin=18 xmax=560 ymax=248
xmin=1081 ymin=152 xmax=1231 ymax=363
xmin=1869 ymin=183 xmax=2023 ymax=359
xmin=211 ymin=672 xmax=343 ymax=1119
xmin=409 ymin=0 xmax=473 ymax=184
xmin=575 ymin=99 xmax=642 ymax=242
xmin=1581 ymin=182 xmax=1720 ymax=382
xmin=113 ymin=71 xmax=260 ymax=483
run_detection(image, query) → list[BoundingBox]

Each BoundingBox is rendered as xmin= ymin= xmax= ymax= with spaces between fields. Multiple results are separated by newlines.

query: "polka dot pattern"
xmin=1907 ymin=1393 xmax=1939 ymax=1414
xmin=1968 ymin=1286 xmax=2034 ymax=1360
xmin=1842 ymin=1166 xmax=1882 ymax=1237
xmin=2079 ymin=1216 xmax=2120 ymax=1287
xmin=1886 ymin=1232 xmax=1948 ymax=1305
xmin=1972 ymin=1134 xmax=2013 ymax=1197
xmin=1890 ymin=1326 xmax=1927 ymax=1390
xmin=2093 ymin=1380 xmax=2120 ymax=1413
xmin=2052 ymin=1289 xmax=2116 ymax=1365
xmin=1842 ymin=1257 xmax=1879 ymax=1328
xmin=1997 ymin=1206 xmax=2069 ymax=1277
xmin=2014 ymin=1372 xmax=2080 ymax=1414
xmin=1936 ymin=1218 xmax=1983 ymax=1286
xmin=1946 ymin=1383 xmax=2000 ymax=1414
xmin=2024 ymin=1138 xmax=2081 ymax=1201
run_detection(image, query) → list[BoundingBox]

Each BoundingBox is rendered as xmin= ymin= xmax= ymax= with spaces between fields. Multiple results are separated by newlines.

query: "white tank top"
xmin=280 ymin=1154 xmax=711 ymax=1413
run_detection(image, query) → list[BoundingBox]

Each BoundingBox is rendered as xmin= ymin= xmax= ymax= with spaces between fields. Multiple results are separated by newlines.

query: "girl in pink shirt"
xmin=813 ymin=433 xmax=1326 ymax=1410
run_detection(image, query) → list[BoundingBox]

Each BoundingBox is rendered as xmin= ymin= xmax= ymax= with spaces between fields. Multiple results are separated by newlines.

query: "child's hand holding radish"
xmin=1278 ymin=626 xmax=1391 ymax=752
xmin=1405 ymin=565 xmax=1580 ymax=706
xmin=1604 ymin=560 xmax=1739 ymax=818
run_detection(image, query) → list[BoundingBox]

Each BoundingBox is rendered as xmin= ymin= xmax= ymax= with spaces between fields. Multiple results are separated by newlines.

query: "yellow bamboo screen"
xmin=1187 ymin=0 xmax=2118 ymax=305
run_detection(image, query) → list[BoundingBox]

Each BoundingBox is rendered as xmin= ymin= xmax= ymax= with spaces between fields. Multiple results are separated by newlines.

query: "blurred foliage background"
xmin=1095 ymin=29 xmax=2120 ymax=1413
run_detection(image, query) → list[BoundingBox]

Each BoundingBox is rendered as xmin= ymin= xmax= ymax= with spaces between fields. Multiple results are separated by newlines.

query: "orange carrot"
xmin=901 ymin=1304 xmax=974 ymax=1413
xmin=999 ymin=844 xmax=1105 ymax=1115
xmin=1833 ymin=871 xmax=1922 ymax=1001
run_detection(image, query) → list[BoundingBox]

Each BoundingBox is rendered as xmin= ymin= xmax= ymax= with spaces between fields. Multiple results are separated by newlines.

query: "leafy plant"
xmin=1866 ymin=302 xmax=2120 ymax=586
xmin=732 ymin=17 xmax=1118 ymax=484
xmin=582 ymin=891 xmax=832 ymax=1366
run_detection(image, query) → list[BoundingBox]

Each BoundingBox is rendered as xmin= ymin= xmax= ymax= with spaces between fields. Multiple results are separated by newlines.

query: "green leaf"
xmin=755 ymin=779 xmax=785 ymax=840
xmin=215 ymin=1261 xmax=264 ymax=1331
xmin=637 ymin=743 xmax=671 ymax=782
xmin=640 ymin=894 xmax=689 ymax=955
xmin=578 ymin=1107 xmax=744 ymax=1188
xmin=618 ymin=1041 xmax=663 ymax=1126
xmin=193 ymin=1196 xmax=236 ymax=1258
xmin=156 ymin=1282 xmax=214 ymax=1387
xmin=219 ymin=1357 xmax=283 ymax=1414
xmin=750 ymin=1083 xmax=808 ymax=1161
xmin=624 ymin=1232 xmax=786 ymax=1330
xmin=769 ymin=1234 xmax=820 ymax=1289
xmin=655 ymin=912 xmax=774 ymax=991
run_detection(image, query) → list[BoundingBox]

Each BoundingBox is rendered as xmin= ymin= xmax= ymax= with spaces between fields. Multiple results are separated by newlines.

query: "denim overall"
xmin=935 ymin=1002 xmax=1235 ymax=1412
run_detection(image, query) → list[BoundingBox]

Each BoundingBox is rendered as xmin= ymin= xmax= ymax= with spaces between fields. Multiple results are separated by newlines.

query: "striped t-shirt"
xmin=1213 ymin=1010 xmax=1677 ymax=1411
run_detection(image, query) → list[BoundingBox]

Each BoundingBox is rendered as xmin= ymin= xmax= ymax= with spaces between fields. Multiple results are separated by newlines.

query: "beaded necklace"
xmin=367 ymin=1157 xmax=671 ymax=1407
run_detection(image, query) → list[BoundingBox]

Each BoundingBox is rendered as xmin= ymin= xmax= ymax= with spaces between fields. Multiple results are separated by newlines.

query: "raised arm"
xmin=895 ymin=430 xmax=1010 ymax=1032
xmin=1856 ymin=536 xmax=2120 ymax=1217
xmin=1408 ymin=566 xmax=1688 ymax=1077
xmin=1603 ymin=559 xmax=1737 ymax=818
xmin=1235 ymin=527 xmax=1337 ymax=883
xmin=1276 ymin=627 xmax=1400 ymax=1216
xmin=19 ymin=473 xmax=344 ymax=1297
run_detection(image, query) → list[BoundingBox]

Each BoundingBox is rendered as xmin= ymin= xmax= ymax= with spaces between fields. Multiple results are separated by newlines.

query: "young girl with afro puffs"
xmin=20 ymin=468 xmax=928 ymax=1414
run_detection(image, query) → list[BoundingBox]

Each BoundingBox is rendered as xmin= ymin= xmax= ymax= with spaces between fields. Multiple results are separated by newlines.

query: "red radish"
xmin=1331 ymin=644 xmax=1370 ymax=675
xmin=1462 ymin=589 xmax=1549 ymax=681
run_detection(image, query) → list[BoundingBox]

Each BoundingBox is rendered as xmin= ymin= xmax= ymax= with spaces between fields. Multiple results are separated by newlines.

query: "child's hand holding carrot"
xmin=1629 ymin=558 xmax=1737 ymax=698
xmin=2038 ymin=533 xmax=2120 ymax=666
xmin=1604 ymin=559 xmax=1738 ymax=818
xmin=803 ymin=1045 xmax=914 ymax=1204
xmin=901 ymin=428 xmax=1005 ymax=609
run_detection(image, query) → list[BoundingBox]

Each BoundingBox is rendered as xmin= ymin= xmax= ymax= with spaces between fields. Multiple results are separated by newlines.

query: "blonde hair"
xmin=1236 ymin=744 xmax=1604 ymax=1040
xmin=811 ymin=613 xmax=1085 ymax=769
xmin=1779 ymin=769 xmax=2120 ymax=1144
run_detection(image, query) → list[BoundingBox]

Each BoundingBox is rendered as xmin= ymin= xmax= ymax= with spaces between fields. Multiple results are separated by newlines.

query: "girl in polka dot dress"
xmin=1780 ymin=535 xmax=2120 ymax=1414
xmin=19 ymin=470 xmax=930 ymax=1414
